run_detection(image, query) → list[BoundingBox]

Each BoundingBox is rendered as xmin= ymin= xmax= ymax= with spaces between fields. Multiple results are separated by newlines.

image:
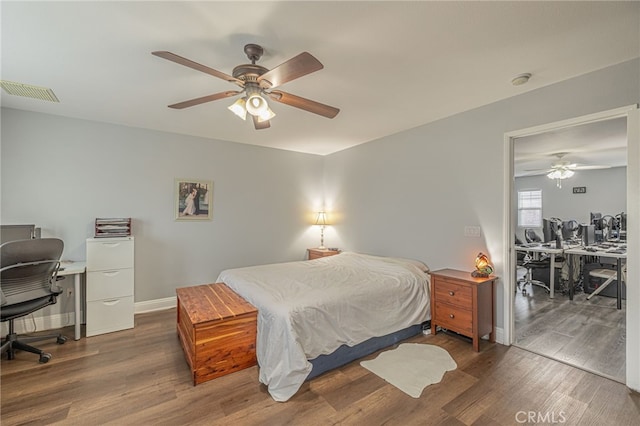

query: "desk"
xmin=564 ymin=247 xmax=626 ymax=309
xmin=515 ymin=244 xmax=566 ymax=299
xmin=58 ymin=261 xmax=86 ymax=340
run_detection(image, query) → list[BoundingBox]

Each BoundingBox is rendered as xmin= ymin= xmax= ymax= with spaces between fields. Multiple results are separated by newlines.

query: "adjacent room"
xmin=1 ymin=1 xmax=639 ymax=425
xmin=512 ymin=118 xmax=628 ymax=383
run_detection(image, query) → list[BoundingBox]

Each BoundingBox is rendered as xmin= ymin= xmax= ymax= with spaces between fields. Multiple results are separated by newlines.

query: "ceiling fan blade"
xmin=518 ymin=170 xmax=549 ymax=177
xmin=574 ymin=165 xmax=612 ymax=170
xmin=268 ymin=90 xmax=339 ymax=119
xmin=152 ymin=51 xmax=244 ymax=87
xmin=252 ymin=115 xmax=270 ymax=130
xmin=258 ymin=52 xmax=323 ymax=89
xmin=168 ymin=91 xmax=241 ymax=109
xmin=523 ymin=168 xmax=552 ymax=173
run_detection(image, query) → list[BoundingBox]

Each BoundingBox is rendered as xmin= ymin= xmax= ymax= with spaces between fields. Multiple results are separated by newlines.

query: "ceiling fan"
xmin=524 ymin=152 xmax=611 ymax=188
xmin=152 ymin=44 xmax=340 ymax=130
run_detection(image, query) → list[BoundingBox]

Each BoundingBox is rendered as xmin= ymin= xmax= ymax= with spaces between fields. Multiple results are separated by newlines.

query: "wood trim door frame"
xmin=502 ymin=104 xmax=639 ymax=390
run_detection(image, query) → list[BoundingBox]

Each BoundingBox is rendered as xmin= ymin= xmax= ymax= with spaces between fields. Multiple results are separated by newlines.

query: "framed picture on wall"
xmin=175 ymin=179 xmax=213 ymax=221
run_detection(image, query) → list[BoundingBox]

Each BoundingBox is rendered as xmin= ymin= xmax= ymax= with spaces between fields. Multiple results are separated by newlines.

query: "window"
xmin=518 ymin=189 xmax=542 ymax=227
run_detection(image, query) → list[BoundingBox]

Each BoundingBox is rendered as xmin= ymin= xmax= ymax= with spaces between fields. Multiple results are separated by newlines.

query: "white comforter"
xmin=216 ymin=251 xmax=430 ymax=401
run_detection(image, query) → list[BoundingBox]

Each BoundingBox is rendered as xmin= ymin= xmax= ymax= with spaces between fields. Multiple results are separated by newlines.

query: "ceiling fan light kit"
xmin=547 ymin=168 xmax=575 ymax=188
xmin=522 ymin=152 xmax=611 ymax=189
xmin=546 ymin=154 xmax=576 ymax=188
xmin=152 ymin=43 xmax=339 ymax=130
xmin=547 ymin=169 xmax=575 ymax=180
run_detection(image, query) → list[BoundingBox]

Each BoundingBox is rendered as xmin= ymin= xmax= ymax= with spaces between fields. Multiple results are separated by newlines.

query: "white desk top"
xmin=564 ymin=246 xmax=627 ymax=259
xmin=58 ymin=261 xmax=86 ymax=275
xmin=515 ymin=243 xmax=580 ymax=254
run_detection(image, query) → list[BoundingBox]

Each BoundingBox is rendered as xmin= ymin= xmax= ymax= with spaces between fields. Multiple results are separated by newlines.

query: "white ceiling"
xmin=514 ymin=117 xmax=629 ymax=177
xmin=1 ymin=1 xmax=639 ymax=157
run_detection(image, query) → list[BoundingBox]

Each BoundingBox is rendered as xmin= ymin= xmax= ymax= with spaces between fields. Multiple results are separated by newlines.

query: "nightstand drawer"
xmin=434 ymin=279 xmax=472 ymax=308
xmin=433 ymin=301 xmax=473 ymax=334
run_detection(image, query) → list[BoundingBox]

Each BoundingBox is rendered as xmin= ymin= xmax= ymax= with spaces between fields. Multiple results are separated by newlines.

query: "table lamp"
xmin=315 ymin=211 xmax=328 ymax=249
xmin=471 ymin=252 xmax=493 ymax=278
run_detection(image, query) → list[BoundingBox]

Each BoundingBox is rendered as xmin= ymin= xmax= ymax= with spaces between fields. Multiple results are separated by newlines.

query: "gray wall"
xmin=2 ymin=59 xmax=638 ymax=332
xmin=1 ymin=109 xmax=324 ymax=308
xmin=324 ymin=58 xmax=640 ymax=330
xmin=514 ymin=167 xmax=627 ymax=241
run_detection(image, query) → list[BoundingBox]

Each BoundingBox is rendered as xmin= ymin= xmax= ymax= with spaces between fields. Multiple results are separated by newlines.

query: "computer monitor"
xmin=542 ymin=218 xmax=561 ymax=243
xmin=600 ymin=215 xmax=616 ymax=241
xmin=590 ymin=212 xmax=604 ymax=242
xmin=580 ymin=224 xmax=595 ymax=246
xmin=561 ymin=220 xmax=579 ymax=240
xmin=0 ymin=224 xmax=40 ymax=244
xmin=618 ymin=213 xmax=627 ymax=231
xmin=618 ymin=212 xmax=627 ymax=241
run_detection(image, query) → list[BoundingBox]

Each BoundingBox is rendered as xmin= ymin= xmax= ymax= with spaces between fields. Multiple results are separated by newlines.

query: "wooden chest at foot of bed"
xmin=176 ymin=283 xmax=257 ymax=385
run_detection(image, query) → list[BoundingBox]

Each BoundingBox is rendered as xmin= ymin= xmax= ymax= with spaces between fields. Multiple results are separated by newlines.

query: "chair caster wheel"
xmin=57 ymin=336 xmax=67 ymax=344
xmin=39 ymin=353 xmax=51 ymax=363
xmin=522 ymin=289 xmax=527 ymax=295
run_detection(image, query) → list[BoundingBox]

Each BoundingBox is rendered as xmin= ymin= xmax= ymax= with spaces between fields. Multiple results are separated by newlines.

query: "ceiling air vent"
xmin=0 ymin=80 xmax=59 ymax=102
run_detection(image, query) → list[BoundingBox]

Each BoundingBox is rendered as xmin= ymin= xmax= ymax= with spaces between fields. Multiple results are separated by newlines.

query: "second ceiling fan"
xmin=524 ymin=152 xmax=612 ymax=188
xmin=152 ymin=44 xmax=340 ymax=130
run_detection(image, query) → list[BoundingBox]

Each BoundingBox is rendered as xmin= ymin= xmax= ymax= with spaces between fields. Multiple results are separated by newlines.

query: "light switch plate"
xmin=464 ymin=226 xmax=481 ymax=237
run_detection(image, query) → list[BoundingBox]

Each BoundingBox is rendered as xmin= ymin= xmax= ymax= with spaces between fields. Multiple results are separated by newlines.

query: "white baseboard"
xmin=2 ymin=297 xmax=177 ymax=336
xmin=495 ymin=327 xmax=505 ymax=345
xmin=1 ymin=312 xmax=79 ymax=336
xmin=134 ymin=296 xmax=176 ymax=314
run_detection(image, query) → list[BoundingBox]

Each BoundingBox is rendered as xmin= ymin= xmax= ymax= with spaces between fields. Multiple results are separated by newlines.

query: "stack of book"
xmin=95 ymin=218 xmax=131 ymax=238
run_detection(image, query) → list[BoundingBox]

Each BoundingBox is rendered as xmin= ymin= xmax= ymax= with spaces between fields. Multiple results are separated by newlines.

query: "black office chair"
xmin=518 ymin=254 xmax=551 ymax=295
xmin=524 ymin=228 xmax=543 ymax=243
xmin=1 ymin=238 xmax=67 ymax=363
xmin=518 ymin=231 xmax=550 ymax=295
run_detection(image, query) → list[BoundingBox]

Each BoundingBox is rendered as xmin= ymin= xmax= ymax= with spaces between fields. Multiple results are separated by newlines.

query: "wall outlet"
xmin=66 ymin=287 xmax=73 ymax=297
xmin=464 ymin=226 xmax=481 ymax=237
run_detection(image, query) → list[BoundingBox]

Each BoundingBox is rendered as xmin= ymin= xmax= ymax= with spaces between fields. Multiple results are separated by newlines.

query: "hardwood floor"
xmin=2 ymin=309 xmax=639 ymax=425
xmin=514 ymin=283 xmax=626 ymax=382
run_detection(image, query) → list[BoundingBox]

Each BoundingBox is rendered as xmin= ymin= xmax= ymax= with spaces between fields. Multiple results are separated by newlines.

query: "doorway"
xmin=502 ymin=105 xmax=640 ymax=389
xmin=512 ymin=117 xmax=627 ymax=382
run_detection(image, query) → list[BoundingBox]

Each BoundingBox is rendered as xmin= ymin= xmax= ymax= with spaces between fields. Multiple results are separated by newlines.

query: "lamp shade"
xmin=246 ymin=93 xmax=268 ymax=116
xmin=471 ymin=252 xmax=493 ymax=278
xmin=257 ymin=106 xmax=276 ymax=122
xmin=547 ymin=169 xmax=574 ymax=180
xmin=315 ymin=211 xmax=328 ymax=226
xmin=547 ymin=168 xmax=574 ymax=188
xmin=228 ymin=97 xmax=247 ymax=120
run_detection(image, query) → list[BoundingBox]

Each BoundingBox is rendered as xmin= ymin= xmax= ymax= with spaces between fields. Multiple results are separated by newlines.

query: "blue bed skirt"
xmin=306 ymin=323 xmax=425 ymax=380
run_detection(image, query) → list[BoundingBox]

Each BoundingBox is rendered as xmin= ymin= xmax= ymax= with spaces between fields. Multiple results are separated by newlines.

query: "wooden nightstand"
xmin=307 ymin=248 xmax=340 ymax=260
xmin=430 ymin=268 xmax=497 ymax=352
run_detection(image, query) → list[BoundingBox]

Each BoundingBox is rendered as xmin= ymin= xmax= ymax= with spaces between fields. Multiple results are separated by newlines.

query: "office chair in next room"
xmin=524 ymin=228 xmax=543 ymax=244
xmin=517 ymin=232 xmax=551 ymax=295
xmin=1 ymin=238 xmax=67 ymax=363
xmin=517 ymin=253 xmax=551 ymax=295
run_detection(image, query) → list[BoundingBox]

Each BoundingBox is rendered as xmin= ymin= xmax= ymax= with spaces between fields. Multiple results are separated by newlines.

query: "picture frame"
xmin=175 ymin=179 xmax=213 ymax=221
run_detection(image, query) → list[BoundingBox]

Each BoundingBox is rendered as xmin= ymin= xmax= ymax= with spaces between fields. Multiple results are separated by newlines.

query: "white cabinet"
xmin=86 ymin=237 xmax=134 ymax=336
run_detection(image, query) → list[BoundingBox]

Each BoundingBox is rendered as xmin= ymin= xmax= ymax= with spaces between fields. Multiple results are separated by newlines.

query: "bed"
xmin=216 ymin=251 xmax=431 ymax=401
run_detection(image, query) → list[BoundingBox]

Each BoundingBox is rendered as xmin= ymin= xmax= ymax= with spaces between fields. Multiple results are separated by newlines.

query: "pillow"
xmin=343 ymin=252 xmax=429 ymax=274
xmin=389 ymin=257 xmax=430 ymax=273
